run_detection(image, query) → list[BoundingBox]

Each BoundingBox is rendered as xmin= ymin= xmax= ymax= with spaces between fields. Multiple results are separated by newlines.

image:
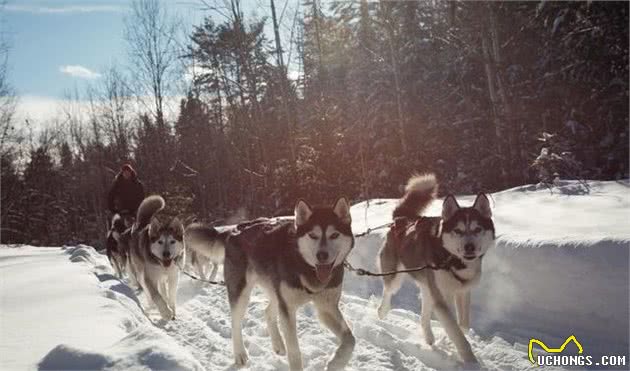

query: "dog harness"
xmin=389 ymin=216 xmax=478 ymax=284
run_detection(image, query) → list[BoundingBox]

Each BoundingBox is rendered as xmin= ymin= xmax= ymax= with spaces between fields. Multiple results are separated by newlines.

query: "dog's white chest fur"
xmin=436 ymin=260 xmax=481 ymax=294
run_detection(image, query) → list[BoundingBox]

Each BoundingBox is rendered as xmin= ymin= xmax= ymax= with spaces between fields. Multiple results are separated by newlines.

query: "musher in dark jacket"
xmin=107 ymin=163 xmax=145 ymax=222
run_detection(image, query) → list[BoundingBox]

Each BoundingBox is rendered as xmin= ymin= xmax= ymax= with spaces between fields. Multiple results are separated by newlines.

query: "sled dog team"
xmin=107 ymin=173 xmax=495 ymax=369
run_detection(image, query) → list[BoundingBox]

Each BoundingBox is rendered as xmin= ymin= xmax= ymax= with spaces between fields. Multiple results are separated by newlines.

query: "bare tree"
xmin=59 ymin=87 xmax=90 ymax=158
xmin=124 ymin=0 xmax=181 ymax=127
xmin=90 ymin=65 xmax=133 ymax=159
xmin=0 ymin=0 xmax=18 ymax=157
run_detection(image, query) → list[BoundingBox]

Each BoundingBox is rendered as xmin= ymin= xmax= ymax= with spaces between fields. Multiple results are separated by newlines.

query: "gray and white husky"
xmin=127 ymin=195 xmax=185 ymax=321
xmin=225 ymin=199 xmax=356 ymax=371
xmin=377 ymin=174 xmax=495 ymax=364
xmin=184 ymin=223 xmax=228 ymax=282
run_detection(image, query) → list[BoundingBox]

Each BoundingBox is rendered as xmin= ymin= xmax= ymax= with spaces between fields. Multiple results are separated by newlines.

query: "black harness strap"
xmin=179 ymin=269 xmax=226 ymax=286
xmin=345 ymin=215 xmax=486 ymax=283
xmin=448 ymin=268 xmax=468 ymax=284
xmin=344 ymin=254 xmax=458 ymax=278
xmin=353 ymin=222 xmax=394 ymax=238
xmin=447 ymin=254 xmax=484 ymax=284
xmin=176 ymin=261 xmax=226 ymax=286
xmin=344 ymin=255 xmax=479 ymax=284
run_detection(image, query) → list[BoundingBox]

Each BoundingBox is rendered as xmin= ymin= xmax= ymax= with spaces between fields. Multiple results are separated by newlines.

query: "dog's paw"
xmin=158 ymin=307 xmax=174 ymax=321
xmin=234 ymin=350 xmax=249 ymax=366
xmin=326 ymin=355 xmax=351 ymax=371
xmin=423 ymin=331 xmax=435 ymax=346
xmin=272 ymin=340 xmax=286 ymax=356
xmin=461 ymin=358 xmax=481 ymax=370
xmin=377 ymin=304 xmax=389 ymax=319
xmin=288 ymin=360 xmax=304 ymax=371
xmin=326 ymin=352 xmax=353 ymax=371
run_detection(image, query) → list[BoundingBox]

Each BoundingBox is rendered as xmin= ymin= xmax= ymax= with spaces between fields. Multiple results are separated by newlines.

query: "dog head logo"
xmin=528 ymin=335 xmax=584 ymax=365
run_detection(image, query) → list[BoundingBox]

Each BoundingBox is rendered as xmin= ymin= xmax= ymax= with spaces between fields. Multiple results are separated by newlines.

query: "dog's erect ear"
xmin=442 ymin=194 xmax=460 ymax=221
xmin=169 ymin=217 xmax=184 ymax=240
xmin=149 ymin=218 xmax=161 ymax=239
xmin=210 ymin=226 xmax=219 ymax=236
xmin=333 ymin=197 xmax=351 ymax=225
xmin=473 ymin=193 xmax=492 ymax=219
xmin=123 ymin=216 xmax=134 ymax=229
xmin=294 ymin=199 xmax=313 ymax=227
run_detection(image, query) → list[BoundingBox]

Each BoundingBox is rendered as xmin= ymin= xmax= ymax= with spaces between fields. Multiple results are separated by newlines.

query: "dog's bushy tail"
xmin=135 ymin=195 xmax=165 ymax=231
xmin=392 ymin=173 xmax=438 ymax=219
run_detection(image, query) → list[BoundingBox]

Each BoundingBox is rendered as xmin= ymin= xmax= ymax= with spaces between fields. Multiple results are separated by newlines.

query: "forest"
xmin=1 ymin=0 xmax=628 ymax=246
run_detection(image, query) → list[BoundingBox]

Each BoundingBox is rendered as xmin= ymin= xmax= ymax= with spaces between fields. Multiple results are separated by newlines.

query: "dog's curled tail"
xmin=135 ymin=195 xmax=165 ymax=231
xmin=392 ymin=173 xmax=438 ymax=219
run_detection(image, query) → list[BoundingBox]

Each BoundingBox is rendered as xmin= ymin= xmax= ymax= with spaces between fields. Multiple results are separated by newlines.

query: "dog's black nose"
xmin=316 ymin=251 xmax=329 ymax=262
xmin=163 ymin=251 xmax=171 ymax=259
xmin=464 ymin=243 xmax=475 ymax=254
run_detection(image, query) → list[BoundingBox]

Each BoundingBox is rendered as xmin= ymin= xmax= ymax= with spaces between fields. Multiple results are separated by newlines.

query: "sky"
xmin=1 ymin=0 xmax=299 ymax=124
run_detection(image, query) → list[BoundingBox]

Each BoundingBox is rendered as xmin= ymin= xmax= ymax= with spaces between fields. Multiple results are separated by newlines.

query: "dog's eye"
xmin=473 ymin=227 xmax=482 ymax=234
xmin=158 ymin=240 xmax=164 ymax=245
xmin=170 ymin=240 xmax=175 ymax=244
xmin=329 ymin=232 xmax=340 ymax=240
xmin=308 ymin=233 xmax=318 ymax=240
xmin=454 ymin=229 xmax=464 ymax=235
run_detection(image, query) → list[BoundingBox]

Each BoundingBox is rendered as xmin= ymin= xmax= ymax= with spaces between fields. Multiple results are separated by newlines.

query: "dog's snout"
xmin=464 ymin=243 xmax=475 ymax=254
xmin=316 ymin=250 xmax=329 ymax=263
xmin=163 ymin=250 xmax=171 ymax=259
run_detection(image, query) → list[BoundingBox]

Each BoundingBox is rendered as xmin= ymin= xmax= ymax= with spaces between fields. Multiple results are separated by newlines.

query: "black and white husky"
xmin=127 ymin=195 xmax=185 ymax=321
xmin=377 ymin=174 xmax=495 ymax=364
xmin=106 ymin=213 xmax=129 ymax=278
xmin=184 ymin=223 xmax=228 ymax=282
xmin=225 ymin=199 xmax=356 ymax=371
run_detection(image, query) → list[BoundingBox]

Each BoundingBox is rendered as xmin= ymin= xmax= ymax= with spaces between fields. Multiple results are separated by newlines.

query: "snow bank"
xmin=0 ymin=245 xmax=202 ymax=370
xmin=350 ymin=180 xmax=630 ymax=246
xmin=346 ymin=180 xmax=630 ymax=359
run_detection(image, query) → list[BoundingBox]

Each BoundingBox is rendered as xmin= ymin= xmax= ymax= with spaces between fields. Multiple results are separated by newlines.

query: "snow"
xmin=350 ymin=180 xmax=630 ymax=246
xmin=1 ymin=180 xmax=629 ymax=370
xmin=347 ymin=180 xmax=630 ymax=360
xmin=0 ymin=246 xmax=202 ymax=371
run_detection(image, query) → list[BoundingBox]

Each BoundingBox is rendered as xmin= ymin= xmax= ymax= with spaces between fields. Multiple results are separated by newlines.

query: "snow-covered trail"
xmin=160 ymin=274 xmax=535 ymax=371
xmin=1 ymin=245 xmax=535 ymax=370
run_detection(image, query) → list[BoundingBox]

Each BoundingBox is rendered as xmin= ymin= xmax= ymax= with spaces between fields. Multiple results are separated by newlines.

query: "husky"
xmin=377 ymin=174 xmax=495 ymax=365
xmin=106 ymin=213 xmax=129 ymax=278
xmin=225 ymin=199 xmax=356 ymax=371
xmin=127 ymin=195 xmax=185 ymax=320
xmin=184 ymin=223 xmax=229 ymax=282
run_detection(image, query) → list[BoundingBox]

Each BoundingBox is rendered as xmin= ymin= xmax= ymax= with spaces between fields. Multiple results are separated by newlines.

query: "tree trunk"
xmin=481 ymin=4 xmax=508 ymax=185
xmin=386 ymin=24 xmax=408 ymax=157
xmin=270 ymin=0 xmax=297 ymax=201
